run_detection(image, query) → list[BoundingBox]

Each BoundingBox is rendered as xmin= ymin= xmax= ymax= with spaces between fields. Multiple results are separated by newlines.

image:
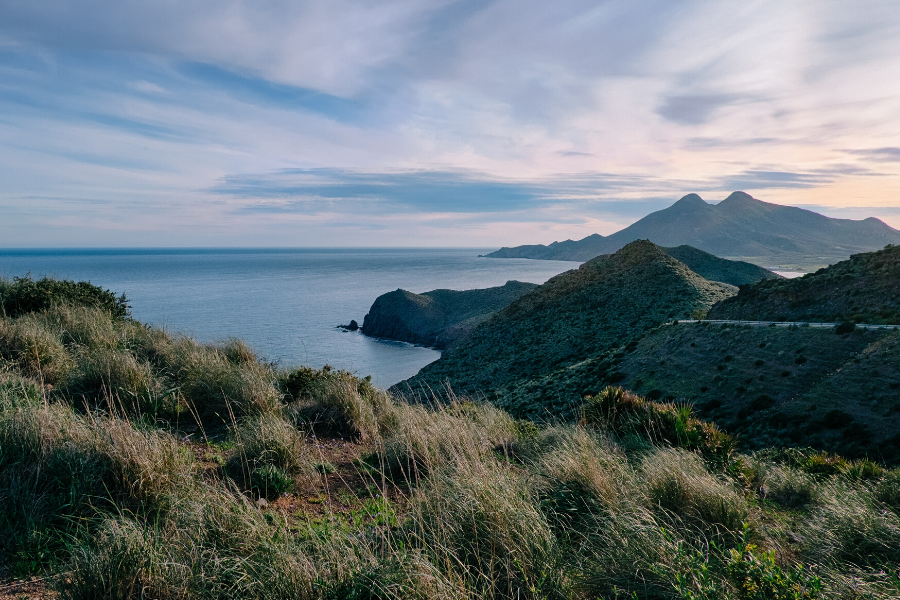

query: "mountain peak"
xmin=671 ymin=193 xmax=709 ymax=210
xmin=719 ymin=191 xmax=756 ymax=205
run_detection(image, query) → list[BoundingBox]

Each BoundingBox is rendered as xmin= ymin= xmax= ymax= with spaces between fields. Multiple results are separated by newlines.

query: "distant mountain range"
xmin=485 ymin=191 xmax=900 ymax=265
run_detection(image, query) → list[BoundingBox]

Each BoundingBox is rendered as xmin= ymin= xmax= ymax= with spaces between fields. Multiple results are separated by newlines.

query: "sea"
xmin=0 ymin=249 xmax=579 ymax=388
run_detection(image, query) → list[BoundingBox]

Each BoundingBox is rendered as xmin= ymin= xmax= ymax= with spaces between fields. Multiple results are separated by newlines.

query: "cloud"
xmin=1 ymin=1 xmax=900 ymax=246
xmin=657 ymin=94 xmax=737 ymax=125
xmin=209 ymin=168 xmax=679 ymax=214
xmin=843 ymin=147 xmax=900 ymax=162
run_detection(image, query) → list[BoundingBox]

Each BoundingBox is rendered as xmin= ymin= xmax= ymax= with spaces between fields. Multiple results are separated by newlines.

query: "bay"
xmin=0 ymin=248 xmax=579 ymax=387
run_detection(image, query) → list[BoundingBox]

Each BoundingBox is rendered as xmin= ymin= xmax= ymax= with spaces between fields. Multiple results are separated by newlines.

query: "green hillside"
xmin=709 ymin=244 xmax=900 ymax=323
xmin=582 ymin=244 xmax=782 ymax=287
xmin=610 ymin=322 xmax=900 ymax=461
xmin=394 ymin=240 xmax=734 ymax=402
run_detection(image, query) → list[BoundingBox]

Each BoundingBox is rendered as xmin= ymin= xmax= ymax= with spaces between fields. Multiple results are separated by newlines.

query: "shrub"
xmin=229 ymin=413 xmax=314 ymax=497
xmin=0 ymin=275 xmax=129 ymax=319
xmin=580 ymin=387 xmax=735 ymax=470
xmin=286 ymin=369 xmax=395 ymax=442
xmin=835 ymin=322 xmax=855 ymax=335
xmin=727 ymin=527 xmax=822 ymax=600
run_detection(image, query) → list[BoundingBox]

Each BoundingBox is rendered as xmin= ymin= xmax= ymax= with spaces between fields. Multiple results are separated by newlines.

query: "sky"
xmin=2 ymin=0 xmax=900 ymax=247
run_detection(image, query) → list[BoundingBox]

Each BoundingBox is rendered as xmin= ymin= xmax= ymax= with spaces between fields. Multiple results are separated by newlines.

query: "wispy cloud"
xmin=1 ymin=0 xmax=900 ymax=246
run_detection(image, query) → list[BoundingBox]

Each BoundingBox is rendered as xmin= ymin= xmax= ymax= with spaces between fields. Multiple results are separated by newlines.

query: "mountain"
xmin=583 ymin=244 xmax=782 ymax=286
xmin=485 ymin=192 xmax=900 ymax=266
xmin=392 ymin=240 xmax=735 ymax=405
xmin=360 ymin=280 xmax=538 ymax=349
xmin=708 ymin=244 xmax=900 ymax=323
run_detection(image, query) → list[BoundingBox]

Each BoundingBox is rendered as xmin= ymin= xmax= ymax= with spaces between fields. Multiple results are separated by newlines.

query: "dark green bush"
xmin=0 ymin=276 xmax=129 ymax=319
xmin=580 ymin=387 xmax=735 ymax=470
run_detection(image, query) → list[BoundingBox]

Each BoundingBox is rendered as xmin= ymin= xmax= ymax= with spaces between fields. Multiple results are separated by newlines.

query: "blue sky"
xmin=1 ymin=0 xmax=900 ymax=247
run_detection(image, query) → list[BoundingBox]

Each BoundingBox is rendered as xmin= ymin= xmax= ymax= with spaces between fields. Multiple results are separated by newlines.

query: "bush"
xmin=835 ymin=321 xmax=855 ymax=335
xmin=580 ymin=387 xmax=735 ymax=470
xmin=0 ymin=275 xmax=129 ymax=319
xmin=283 ymin=367 xmax=395 ymax=442
xmin=229 ymin=414 xmax=314 ymax=497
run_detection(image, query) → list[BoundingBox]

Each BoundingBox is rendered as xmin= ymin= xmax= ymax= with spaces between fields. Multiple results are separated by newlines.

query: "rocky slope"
xmin=708 ymin=244 xmax=900 ymax=323
xmin=486 ymin=192 xmax=900 ymax=266
xmin=393 ymin=240 xmax=735 ymax=402
xmin=360 ymin=280 xmax=538 ymax=349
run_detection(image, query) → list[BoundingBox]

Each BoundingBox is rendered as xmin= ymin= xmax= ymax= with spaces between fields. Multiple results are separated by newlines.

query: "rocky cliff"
xmin=361 ymin=280 xmax=538 ymax=349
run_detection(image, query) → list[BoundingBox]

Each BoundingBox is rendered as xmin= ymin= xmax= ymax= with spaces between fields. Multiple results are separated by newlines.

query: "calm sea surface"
xmin=0 ymin=249 xmax=579 ymax=387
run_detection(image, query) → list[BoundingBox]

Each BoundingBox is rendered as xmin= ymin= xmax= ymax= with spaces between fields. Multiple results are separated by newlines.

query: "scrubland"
xmin=1 ymin=277 xmax=899 ymax=599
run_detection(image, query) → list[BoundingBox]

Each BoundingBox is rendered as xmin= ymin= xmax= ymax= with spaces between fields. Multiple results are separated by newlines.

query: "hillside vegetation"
xmin=361 ymin=280 xmax=538 ymax=349
xmin=487 ymin=192 xmax=900 ymax=269
xmin=1 ymin=281 xmax=900 ymax=599
xmin=709 ymin=244 xmax=900 ymax=324
xmin=611 ymin=322 xmax=900 ymax=461
xmin=396 ymin=240 xmax=735 ymax=404
xmin=581 ymin=245 xmax=780 ymax=287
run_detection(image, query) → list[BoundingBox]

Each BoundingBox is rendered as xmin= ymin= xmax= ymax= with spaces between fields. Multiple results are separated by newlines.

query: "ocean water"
xmin=0 ymin=249 xmax=579 ymax=387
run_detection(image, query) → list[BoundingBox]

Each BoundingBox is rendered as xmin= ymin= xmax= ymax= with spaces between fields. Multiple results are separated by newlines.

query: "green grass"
xmin=1 ymin=281 xmax=900 ymax=599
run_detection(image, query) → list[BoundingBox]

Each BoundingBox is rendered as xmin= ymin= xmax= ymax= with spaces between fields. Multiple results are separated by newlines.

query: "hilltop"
xmin=708 ymin=243 xmax=900 ymax=323
xmin=393 ymin=240 xmax=734 ymax=401
xmin=486 ymin=191 xmax=900 ymax=269
xmin=583 ymin=244 xmax=781 ymax=286
xmin=360 ymin=280 xmax=538 ymax=349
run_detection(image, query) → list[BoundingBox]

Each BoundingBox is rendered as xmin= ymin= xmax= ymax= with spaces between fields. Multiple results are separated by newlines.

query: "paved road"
xmin=670 ymin=319 xmax=900 ymax=331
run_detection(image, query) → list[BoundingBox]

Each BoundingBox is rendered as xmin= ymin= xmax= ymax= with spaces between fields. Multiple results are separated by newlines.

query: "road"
xmin=670 ymin=319 xmax=900 ymax=331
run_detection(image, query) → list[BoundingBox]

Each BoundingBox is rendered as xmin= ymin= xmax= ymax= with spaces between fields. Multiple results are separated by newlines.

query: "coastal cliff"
xmin=361 ymin=280 xmax=538 ymax=349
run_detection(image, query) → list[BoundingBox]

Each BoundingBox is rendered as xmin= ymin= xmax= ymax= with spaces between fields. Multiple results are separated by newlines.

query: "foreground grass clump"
xmin=580 ymin=386 xmax=736 ymax=469
xmin=1 ymin=286 xmax=899 ymax=598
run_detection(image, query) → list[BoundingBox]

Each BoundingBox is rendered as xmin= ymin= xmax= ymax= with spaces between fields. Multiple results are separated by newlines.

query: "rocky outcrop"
xmin=361 ymin=280 xmax=538 ymax=349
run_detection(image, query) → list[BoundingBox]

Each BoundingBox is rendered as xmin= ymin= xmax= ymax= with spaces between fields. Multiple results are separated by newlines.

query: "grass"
xmin=1 ymin=286 xmax=900 ymax=598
